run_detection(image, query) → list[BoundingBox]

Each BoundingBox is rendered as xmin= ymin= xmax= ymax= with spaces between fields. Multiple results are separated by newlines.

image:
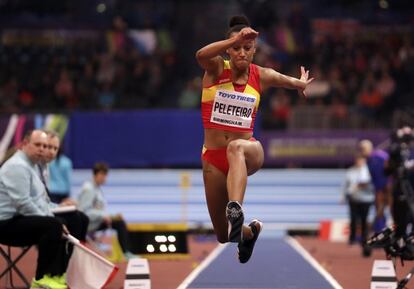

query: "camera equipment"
xmin=387 ymin=127 xmax=414 ymax=237
xmin=367 ymin=226 xmax=414 ymax=261
xmin=367 ymin=226 xmax=414 ymax=289
xmin=388 ymin=127 xmax=414 ymax=176
xmin=369 ymin=127 xmax=414 ymax=288
xmin=366 ymin=227 xmax=395 ymax=247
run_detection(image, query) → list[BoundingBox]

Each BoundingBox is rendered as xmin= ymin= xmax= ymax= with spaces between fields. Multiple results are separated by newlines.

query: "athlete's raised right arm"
xmin=195 ymin=39 xmax=230 ymax=75
xmin=195 ymin=27 xmax=258 ymax=75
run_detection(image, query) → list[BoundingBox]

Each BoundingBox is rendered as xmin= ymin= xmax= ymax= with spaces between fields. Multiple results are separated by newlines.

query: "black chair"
xmin=0 ymin=245 xmax=31 ymax=289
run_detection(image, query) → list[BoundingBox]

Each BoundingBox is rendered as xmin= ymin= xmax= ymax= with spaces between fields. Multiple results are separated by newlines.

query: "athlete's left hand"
xmin=299 ymin=66 xmax=314 ymax=97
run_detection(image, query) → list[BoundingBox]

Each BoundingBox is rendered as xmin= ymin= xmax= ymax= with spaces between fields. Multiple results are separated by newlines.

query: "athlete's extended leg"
xmin=226 ymin=139 xmax=264 ymax=240
xmin=202 ymin=159 xmax=230 ymax=243
xmin=226 ymin=139 xmax=264 ymax=260
xmin=202 ymin=139 xmax=264 ymax=247
xmin=226 ymin=139 xmax=264 ymax=202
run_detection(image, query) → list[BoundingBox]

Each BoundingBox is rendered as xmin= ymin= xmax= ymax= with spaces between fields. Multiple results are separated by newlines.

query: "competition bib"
xmin=210 ymin=89 xmax=257 ymax=128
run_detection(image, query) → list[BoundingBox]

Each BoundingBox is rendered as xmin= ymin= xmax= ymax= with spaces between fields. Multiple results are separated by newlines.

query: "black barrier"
xmin=127 ymin=223 xmax=189 ymax=259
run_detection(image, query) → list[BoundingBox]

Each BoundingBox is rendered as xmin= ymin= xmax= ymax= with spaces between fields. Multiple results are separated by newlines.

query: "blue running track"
xmin=178 ymin=237 xmax=342 ymax=289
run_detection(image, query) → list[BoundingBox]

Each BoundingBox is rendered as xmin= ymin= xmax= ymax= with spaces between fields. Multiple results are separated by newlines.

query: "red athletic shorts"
xmin=202 ymin=146 xmax=229 ymax=175
xmin=201 ymin=137 xmax=256 ymax=175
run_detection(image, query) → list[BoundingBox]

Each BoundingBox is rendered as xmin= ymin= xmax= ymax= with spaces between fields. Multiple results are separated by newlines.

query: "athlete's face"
xmin=227 ymin=32 xmax=256 ymax=70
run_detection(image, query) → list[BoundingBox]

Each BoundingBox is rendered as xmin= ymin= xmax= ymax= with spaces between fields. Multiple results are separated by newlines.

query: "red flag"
xmin=66 ymin=235 xmax=118 ymax=289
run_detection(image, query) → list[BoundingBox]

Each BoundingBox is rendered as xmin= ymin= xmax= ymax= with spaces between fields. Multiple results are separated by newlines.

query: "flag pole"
xmin=64 ymin=234 xmax=118 ymax=267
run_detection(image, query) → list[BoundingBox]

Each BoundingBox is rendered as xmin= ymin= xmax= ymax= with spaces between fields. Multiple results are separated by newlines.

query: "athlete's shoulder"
xmin=247 ymin=63 xmax=262 ymax=93
xmin=223 ymin=59 xmax=231 ymax=69
xmin=254 ymin=64 xmax=271 ymax=75
xmin=251 ymin=63 xmax=263 ymax=75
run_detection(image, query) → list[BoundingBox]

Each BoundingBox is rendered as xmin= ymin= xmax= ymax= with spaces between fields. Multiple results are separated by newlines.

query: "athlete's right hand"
xmin=235 ymin=27 xmax=259 ymax=43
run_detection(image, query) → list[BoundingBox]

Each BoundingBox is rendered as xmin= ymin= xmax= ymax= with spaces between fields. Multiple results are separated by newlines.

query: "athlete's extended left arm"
xmin=260 ymin=66 xmax=314 ymax=96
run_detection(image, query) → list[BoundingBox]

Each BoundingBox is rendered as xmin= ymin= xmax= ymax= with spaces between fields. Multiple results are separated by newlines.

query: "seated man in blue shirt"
xmin=0 ymin=130 xmax=68 ymax=289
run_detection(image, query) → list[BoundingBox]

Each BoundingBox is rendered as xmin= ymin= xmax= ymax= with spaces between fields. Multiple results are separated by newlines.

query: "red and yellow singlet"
xmin=201 ymin=60 xmax=261 ymax=133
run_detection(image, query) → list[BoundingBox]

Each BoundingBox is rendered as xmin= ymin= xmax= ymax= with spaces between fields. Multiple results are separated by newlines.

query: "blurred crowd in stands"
xmin=0 ymin=0 xmax=413 ymax=130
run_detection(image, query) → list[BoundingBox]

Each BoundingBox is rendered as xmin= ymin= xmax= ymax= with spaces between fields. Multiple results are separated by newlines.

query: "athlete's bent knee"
xmin=226 ymin=140 xmax=243 ymax=157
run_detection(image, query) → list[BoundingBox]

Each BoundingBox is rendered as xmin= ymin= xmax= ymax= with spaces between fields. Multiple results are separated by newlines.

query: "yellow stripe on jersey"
xmin=202 ymin=82 xmax=235 ymax=102
xmin=244 ymin=84 xmax=260 ymax=108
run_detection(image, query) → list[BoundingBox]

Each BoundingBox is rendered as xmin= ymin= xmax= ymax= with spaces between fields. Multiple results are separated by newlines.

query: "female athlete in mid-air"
xmin=196 ymin=15 xmax=313 ymax=263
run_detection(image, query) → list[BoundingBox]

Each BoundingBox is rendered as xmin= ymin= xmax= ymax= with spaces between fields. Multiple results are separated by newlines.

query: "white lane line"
xmin=176 ymin=243 xmax=228 ymax=289
xmin=286 ymin=236 xmax=343 ymax=289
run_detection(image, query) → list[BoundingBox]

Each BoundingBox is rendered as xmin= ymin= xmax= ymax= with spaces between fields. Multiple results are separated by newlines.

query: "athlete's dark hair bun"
xmin=229 ymin=15 xmax=250 ymax=28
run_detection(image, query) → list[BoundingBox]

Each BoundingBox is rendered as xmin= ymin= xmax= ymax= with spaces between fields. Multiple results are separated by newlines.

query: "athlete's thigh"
xmin=202 ymin=160 xmax=229 ymax=239
xmin=239 ymin=139 xmax=264 ymax=176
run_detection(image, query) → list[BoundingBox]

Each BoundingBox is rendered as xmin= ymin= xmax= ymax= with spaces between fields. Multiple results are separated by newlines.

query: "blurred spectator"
xmin=377 ymin=69 xmax=396 ymax=99
xmin=121 ymin=60 xmax=150 ymax=108
xmin=287 ymin=2 xmax=312 ymax=54
xmin=77 ymin=162 xmax=135 ymax=260
xmin=342 ymin=154 xmax=375 ymax=257
xmin=263 ymin=89 xmax=292 ymax=130
xmin=272 ymin=20 xmax=296 ymax=54
xmin=358 ymin=139 xmax=390 ymax=233
xmin=357 ymin=79 xmax=383 ymax=119
xmin=327 ymin=66 xmax=346 ymax=103
xmin=18 ymin=88 xmax=34 ymax=111
xmin=0 ymin=0 xmax=411 ymax=132
xmin=109 ymin=16 xmax=130 ymax=56
xmin=49 ymin=145 xmax=73 ymax=204
xmin=377 ymin=68 xmax=396 ymax=115
xmin=96 ymin=54 xmax=116 ymax=86
xmin=178 ymin=77 xmax=201 ymax=109
xmin=0 ymin=78 xmax=19 ymax=113
xmin=329 ymin=95 xmax=348 ymax=128
xmin=77 ymin=62 xmax=98 ymax=109
xmin=54 ymin=69 xmax=76 ymax=109
xmin=97 ymin=82 xmax=116 ymax=110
